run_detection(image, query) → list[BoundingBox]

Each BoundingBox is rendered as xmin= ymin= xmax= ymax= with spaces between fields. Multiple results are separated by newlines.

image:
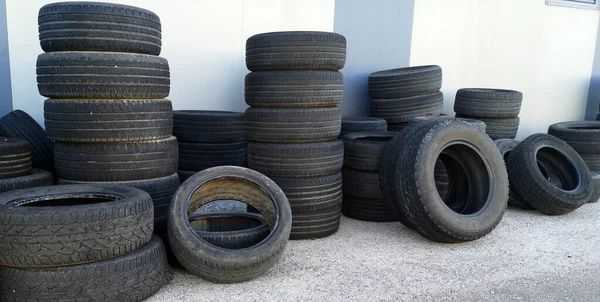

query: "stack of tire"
xmin=173 ymin=110 xmax=247 ymax=183
xmin=454 ymin=88 xmax=523 ymax=140
xmin=369 ymin=65 xmax=444 ymax=132
xmin=245 ymin=31 xmax=346 ymax=239
xmin=37 ymin=2 xmax=179 ymax=233
xmin=0 ymin=185 xmax=166 ymax=300
xmin=341 ymin=131 xmax=397 ymax=222
xmin=0 ymin=137 xmax=53 ymax=193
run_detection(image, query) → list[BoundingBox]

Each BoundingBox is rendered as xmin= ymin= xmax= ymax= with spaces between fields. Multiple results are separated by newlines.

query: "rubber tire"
xmin=178 ymin=141 xmax=247 ymax=171
xmin=44 ymin=99 xmax=173 ymax=142
xmin=173 ymin=110 xmax=245 ymax=143
xmin=409 ymin=115 xmax=487 ymax=132
xmin=456 ymin=114 xmax=519 ymax=140
xmin=548 ymin=121 xmax=600 ymax=154
xmin=454 ymin=88 xmax=522 ymax=118
xmin=246 ymin=31 xmax=346 ymax=71
xmin=38 ymin=2 xmax=161 ymax=55
xmin=245 ymin=71 xmax=343 ymax=107
xmin=370 ymin=91 xmax=444 ymax=123
xmin=0 ymin=235 xmax=166 ymax=301
xmin=168 ymin=166 xmax=292 ymax=283
xmin=580 ymin=153 xmax=600 ymax=172
xmin=57 ymin=173 xmax=180 ymax=219
xmin=245 ymin=107 xmax=341 ymax=143
xmin=0 ymin=169 xmax=54 ymax=194
xmin=0 ymin=110 xmax=55 ymax=173
xmin=0 ymin=185 xmax=153 ymax=268
xmin=494 ymin=139 xmax=533 ymax=210
xmin=368 ymin=65 xmax=442 ymax=99
xmin=342 ymin=168 xmax=382 ymax=199
xmin=189 ymin=213 xmax=269 ymax=249
xmin=589 ymin=173 xmax=600 ymax=203
xmin=381 ymin=120 xmax=509 ymax=242
xmin=290 ymin=206 xmax=341 ymax=240
xmin=0 ymin=137 xmax=32 ymax=179
xmin=340 ymin=117 xmax=387 ymax=136
xmin=342 ymin=131 xmax=395 ymax=171
xmin=387 ymin=122 xmax=409 ymax=132
xmin=506 ymin=134 xmax=592 ymax=215
xmin=342 ymin=195 xmax=396 ymax=222
xmin=177 ymin=170 xmax=196 ymax=183
xmin=248 ymin=140 xmax=344 ymax=178
xmin=54 ymin=136 xmax=178 ymax=181
xmin=37 ymin=52 xmax=170 ymax=99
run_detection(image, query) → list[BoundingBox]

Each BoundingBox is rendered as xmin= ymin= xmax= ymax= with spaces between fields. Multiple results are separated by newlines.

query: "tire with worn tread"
xmin=409 ymin=115 xmax=486 ymax=132
xmin=342 ymin=195 xmax=396 ymax=222
xmin=173 ymin=110 xmax=245 ymax=143
xmin=0 ymin=138 xmax=32 ymax=179
xmin=290 ymin=206 xmax=341 ymax=240
xmin=189 ymin=213 xmax=269 ymax=249
xmin=368 ymin=65 xmax=442 ymax=99
xmin=0 ymin=169 xmax=54 ymax=194
xmin=342 ymin=131 xmax=395 ymax=171
xmin=454 ymin=88 xmax=522 ymax=118
xmin=178 ymin=141 xmax=247 ymax=171
xmin=270 ymin=172 xmax=342 ymax=214
xmin=589 ymin=173 xmax=600 ymax=203
xmin=371 ymin=91 xmax=444 ymax=123
xmin=495 ymin=139 xmax=533 ymax=210
xmin=548 ymin=121 xmax=600 ymax=154
xmin=342 ymin=168 xmax=382 ymax=199
xmin=456 ymin=114 xmax=519 ymax=140
xmin=341 ymin=117 xmax=387 ymax=136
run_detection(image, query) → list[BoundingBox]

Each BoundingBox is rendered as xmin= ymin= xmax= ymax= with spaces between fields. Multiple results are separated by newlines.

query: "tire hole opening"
xmin=13 ymin=194 xmax=117 ymax=207
xmin=535 ymin=147 xmax=580 ymax=191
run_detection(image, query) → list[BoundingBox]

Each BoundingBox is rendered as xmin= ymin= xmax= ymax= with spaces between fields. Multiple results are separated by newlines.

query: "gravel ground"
xmin=148 ymin=203 xmax=600 ymax=301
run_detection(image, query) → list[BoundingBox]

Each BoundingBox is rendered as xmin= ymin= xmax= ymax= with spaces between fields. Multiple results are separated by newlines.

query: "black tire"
xmin=0 ymin=169 xmax=54 ymax=194
xmin=248 ymin=140 xmax=344 ymax=178
xmin=341 ymin=117 xmax=387 ymax=136
xmin=342 ymin=195 xmax=396 ymax=222
xmin=0 ymin=235 xmax=166 ymax=301
xmin=409 ymin=115 xmax=487 ymax=132
xmin=580 ymin=153 xmax=600 ymax=172
xmin=506 ymin=134 xmax=592 ymax=215
xmin=456 ymin=114 xmax=519 ymax=140
xmin=0 ymin=137 xmax=32 ymax=179
xmin=246 ymin=31 xmax=346 ymax=71
xmin=342 ymin=168 xmax=382 ymax=199
xmin=177 ymin=170 xmax=196 ymax=183
xmin=189 ymin=213 xmax=269 ymax=249
xmin=269 ymin=172 xmax=342 ymax=214
xmin=434 ymin=159 xmax=449 ymax=199
xmin=454 ymin=88 xmax=522 ymax=118
xmin=342 ymin=131 xmax=395 ymax=171
xmin=290 ymin=206 xmax=341 ymax=240
xmin=387 ymin=122 xmax=409 ymax=132
xmin=368 ymin=65 xmax=442 ymax=99
xmin=57 ymin=173 xmax=180 ymax=219
xmin=370 ymin=91 xmax=444 ymax=123
xmin=44 ymin=99 xmax=173 ymax=142
xmin=589 ymin=173 xmax=600 ymax=203
xmin=168 ymin=166 xmax=292 ymax=283
xmin=494 ymin=139 xmax=534 ymax=210
xmin=381 ymin=120 xmax=509 ymax=242
xmin=38 ymin=2 xmax=161 ymax=55
xmin=37 ymin=52 xmax=170 ymax=99
xmin=245 ymin=71 xmax=343 ymax=107
xmin=245 ymin=107 xmax=341 ymax=143
xmin=548 ymin=121 xmax=600 ymax=153
xmin=173 ymin=110 xmax=245 ymax=143
xmin=0 ymin=110 xmax=54 ymax=173
xmin=0 ymin=185 xmax=153 ymax=268
xmin=178 ymin=141 xmax=247 ymax=171
xmin=55 ymin=136 xmax=178 ymax=181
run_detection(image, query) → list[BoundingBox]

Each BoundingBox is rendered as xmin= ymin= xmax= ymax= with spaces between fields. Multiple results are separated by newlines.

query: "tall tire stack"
xmin=173 ymin=110 xmax=247 ymax=183
xmin=0 ymin=137 xmax=54 ymax=193
xmin=37 ymin=2 xmax=179 ymax=234
xmin=245 ymin=31 xmax=346 ymax=240
xmin=454 ymin=88 xmax=523 ymax=140
xmin=369 ymin=65 xmax=444 ymax=131
xmin=341 ymin=132 xmax=397 ymax=222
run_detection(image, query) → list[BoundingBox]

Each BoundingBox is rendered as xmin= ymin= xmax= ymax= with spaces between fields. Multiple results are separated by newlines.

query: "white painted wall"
xmin=410 ymin=0 xmax=599 ymax=139
xmin=5 ymin=0 xmax=335 ymax=124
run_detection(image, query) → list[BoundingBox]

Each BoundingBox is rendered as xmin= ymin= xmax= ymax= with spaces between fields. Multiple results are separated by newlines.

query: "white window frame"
xmin=546 ymin=0 xmax=600 ymax=10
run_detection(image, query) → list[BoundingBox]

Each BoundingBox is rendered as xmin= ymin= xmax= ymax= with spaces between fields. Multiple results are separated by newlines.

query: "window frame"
xmin=546 ymin=0 xmax=600 ymax=10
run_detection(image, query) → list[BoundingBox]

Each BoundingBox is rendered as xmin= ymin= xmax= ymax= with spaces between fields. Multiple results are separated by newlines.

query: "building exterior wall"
xmin=0 ymin=0 xmax=11 ymax=117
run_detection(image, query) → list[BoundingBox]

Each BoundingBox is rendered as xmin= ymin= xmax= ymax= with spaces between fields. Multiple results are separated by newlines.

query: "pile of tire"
xmin=454 ymin=88 xmax=523 ymax=140
xmin=0 ymin=184 xmax=167 ymax=300
xmin=173 ymin=110 xmax=247 ymax=182
xmin=0 ymin=137 xmax=53 ymax=193
xmin=37 ymin=2 xmax=179 ymax=236
xmin=341 ymin=131 xmax=397 ymax=221
xmin=245 ymin=31 xmax=347 ymax=240
xmin=369 ymin=65 xmax=444 ymax=131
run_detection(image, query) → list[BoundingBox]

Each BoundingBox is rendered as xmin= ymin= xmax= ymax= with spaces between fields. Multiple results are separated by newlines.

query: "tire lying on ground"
xmin=0 ymin=185 xmax=153 ymax=268
xmin=342 ymin=131 xmax=395 ymax=171
xmin=38 ymin=2 xmax=162 ymax=55
xmin=368 ymin=65 xmax=442 ymax=99
xmin=342 ymin=195 xmax=396 ymax=222
xmin=246 ymin=31 xmax=346 ymax=71
xmin=0 ymin=235 xmax=167 ymax=301
xmin=173 ymin=110 xmax=245 ymax=143
xmin=168 ymin=166 xmax=292 ymax=283
xmin=340 ymin=117 xmax=387 ymax=136
xmin=0 ymin=137 xmax=32 ymax=179
xmin=507 ymin=134 xmax=593 ymax=215
xmin=381 ymin=119 xmax=509 ymax=242
xmin=589 ymin=173 xmax=600 ymax=203
xmin=189 ymin=213 xmax=269 ymax=249
xmin=37 ymin=52 xmax=170 ymax=99
xmin=494 ymin=139 xmax=533 ymax=210
xmin=0 ymin=169 xmax=54 ymax=193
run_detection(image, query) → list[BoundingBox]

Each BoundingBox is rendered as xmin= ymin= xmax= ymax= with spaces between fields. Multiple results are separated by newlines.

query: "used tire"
xmin=387 ymin=122 xmax=409 ymax=132
xmin=168 ymin=166 xmax=292 ymax=283
xmin=548 ymin=121 xmax=600 ymax=154
xmin=370 ymin=91 xmax=444 ymax=123
xmin=173 ymin=110 xmax=245 ymax=143
xmin=178 ymin=141 xmax=247 ymax=171
xmin=246 ymin=31 xmax=346 ymax=71
xmin=342 ymin=168 xmax=382 ymax=199
xmin=248 ymin=140 xmax=344 ymax=178
xmin=0 ymin=235 xmax=166 ymax=301
xmin=245 ymin=107 xmax=341 ymax=143
xmin=342 ymin=195 xmax=396 ymax=222
xmin=456 ymin=114 xmax=519 ymax=140
xmin=409 ymin=115 xmax=487 ymax=132
xmin=177 ymin=170 xmax=196 ymax=183
xmin=495 ymin=139 xmax=533 ymax=210
xmin=0 ymin=137 xmax=32 ymax=179
xmin=245 ymin=71 xmax=343 ymax=107
xmin=589 ymin=172 xmax=600 ymax=203
xmin=291 ymin=206 xmax=341 ymax=240
xmin=38 ymin=2 xmax=162 ymax=55
xmin=342 ymin=131 xmax=395 ymax=171
xmin=37 ymin=52 xmax=170 ymax=98
xmin=454 ymin=88 xmax=522 ymax=118
xmin=0 ymin=185 xmax=153 ymax=268
xmin=0 ymin=169 xmax=54 ymax=193
xmin=189 ymin=213 xmax=269 ymax=249
xmin=580 ymin=153 xmax=600 ymax=172
xmin=269 ymin=172 xmax=342 ymax=214
xmin=368 ymin=65 xmax=442 ymax=99
xmin=341 ymin=117 xmax=387 ymax=136
xmin=381 ymin=120 xmax=509 ymax=242
xmin=506 ymin=134 xmax=592 ymax=215
xmin=0 ymin=110 xmax=54 ymax=173
xmin=44 ymin=99 xmax=173 ymax=142
xmin=55 ymin=136 xmax=178 ymax=181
